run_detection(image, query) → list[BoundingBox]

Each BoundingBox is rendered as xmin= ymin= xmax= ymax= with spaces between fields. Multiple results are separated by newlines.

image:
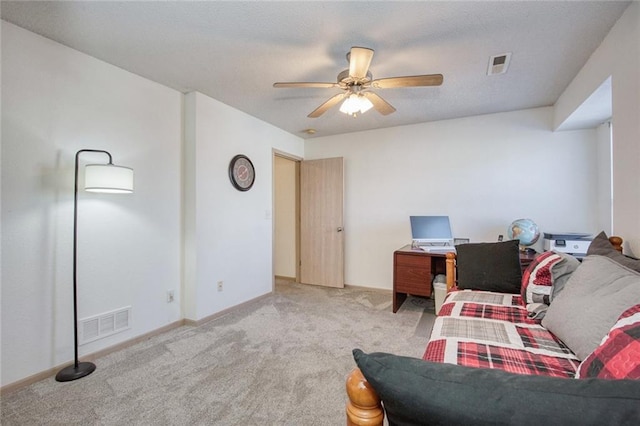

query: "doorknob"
xmin=337 ymin=227 xmax=343 ymax=232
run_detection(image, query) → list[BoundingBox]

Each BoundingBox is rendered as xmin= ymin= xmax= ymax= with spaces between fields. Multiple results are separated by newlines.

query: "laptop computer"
xmin=410 ymin=216 xmax=454 ymax=247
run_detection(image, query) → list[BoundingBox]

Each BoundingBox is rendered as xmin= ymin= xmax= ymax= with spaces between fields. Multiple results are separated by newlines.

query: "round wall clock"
xmin=228 ymin=154 xmax=255 ymax=191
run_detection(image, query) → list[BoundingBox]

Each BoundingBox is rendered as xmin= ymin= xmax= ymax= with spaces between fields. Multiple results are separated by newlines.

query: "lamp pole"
xmin=55 ymin=149 xmax=124 ymax=382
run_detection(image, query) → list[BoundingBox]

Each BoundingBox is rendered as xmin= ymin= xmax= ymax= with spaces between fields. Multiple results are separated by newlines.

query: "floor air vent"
xmin=79 ymin=306 xmax=131 ymax=345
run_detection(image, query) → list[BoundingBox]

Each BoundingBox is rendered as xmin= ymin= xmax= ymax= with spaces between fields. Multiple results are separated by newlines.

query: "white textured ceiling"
xmin=1 ymin=1 xmax=630 ymax=138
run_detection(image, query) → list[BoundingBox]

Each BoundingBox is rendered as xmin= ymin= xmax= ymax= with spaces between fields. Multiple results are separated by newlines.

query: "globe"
xmin=507 ymin=218 xmax=540 ymax=248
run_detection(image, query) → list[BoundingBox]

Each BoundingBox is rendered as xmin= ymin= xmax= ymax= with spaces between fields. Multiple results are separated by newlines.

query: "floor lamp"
xmin=55 ymin=149 xmax=134 ymax=382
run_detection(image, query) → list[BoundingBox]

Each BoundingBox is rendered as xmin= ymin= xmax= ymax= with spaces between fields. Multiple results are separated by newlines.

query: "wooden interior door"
xmin=300 ymin=157 xmax=344 ymax=288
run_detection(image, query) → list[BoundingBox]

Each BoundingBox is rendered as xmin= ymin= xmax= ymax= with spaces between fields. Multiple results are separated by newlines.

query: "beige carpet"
xmin=1 ymin=281 xmax=436 ymax=425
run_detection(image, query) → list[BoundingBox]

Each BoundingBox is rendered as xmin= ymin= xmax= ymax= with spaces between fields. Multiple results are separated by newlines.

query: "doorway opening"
xmin=273 ymin=152 xmax=345 ymax=289
xmin=273 ymin=153 xmax=300 ymax=284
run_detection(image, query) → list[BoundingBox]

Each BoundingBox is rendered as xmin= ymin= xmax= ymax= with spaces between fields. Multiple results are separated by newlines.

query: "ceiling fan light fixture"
xmin=339 ymin=93 xmax=373 ymax=116
xmin=359 ymin=96 xmax=374 ymax=114
xmin=274 ymin=46 xmax=442 ymax=118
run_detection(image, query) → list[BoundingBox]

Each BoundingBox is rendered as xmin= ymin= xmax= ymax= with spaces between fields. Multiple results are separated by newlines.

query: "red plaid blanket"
xmin=423 ymin=290 xmax=580 ymax=378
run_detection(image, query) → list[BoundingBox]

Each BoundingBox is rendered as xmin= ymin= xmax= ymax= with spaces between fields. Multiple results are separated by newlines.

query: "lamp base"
xmin=55 ymin=361 xmax=96 ymax=382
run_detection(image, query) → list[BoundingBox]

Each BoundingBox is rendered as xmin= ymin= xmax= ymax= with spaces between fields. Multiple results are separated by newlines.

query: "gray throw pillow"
xmin=587 ymin=231 xmax=640 ymax=273
xmin=551 ymin=252 xmax=581 ymax=299
xmin=542 ymin=255 xmax=640 ymax=360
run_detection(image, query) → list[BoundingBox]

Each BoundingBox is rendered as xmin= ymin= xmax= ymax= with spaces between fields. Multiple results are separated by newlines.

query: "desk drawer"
xmin=394 ymin=253 xmax=432 ymax=296
xmin=395 ymin=253 xmax=430 ymax=267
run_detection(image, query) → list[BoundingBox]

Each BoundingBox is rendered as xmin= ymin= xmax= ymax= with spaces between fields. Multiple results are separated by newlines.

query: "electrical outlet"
xmin=166 ymin=290 xmax=174 ymax=303
xmin=217 ymin=281 xmax=223 ymax=292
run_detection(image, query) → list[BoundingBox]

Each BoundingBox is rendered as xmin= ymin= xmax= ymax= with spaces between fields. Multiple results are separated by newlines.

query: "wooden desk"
xmin=393 ymin=245 xmax=447 ymax=313
xmin=518 ymin=251 xmax=537 ymax=271
xmin=393 ymin=246 xmax=538 ymax=313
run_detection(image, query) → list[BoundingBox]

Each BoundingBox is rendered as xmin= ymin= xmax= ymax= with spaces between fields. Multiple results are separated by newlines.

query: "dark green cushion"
xmin=353 ymin=349 xmax=640 ymax=426
xmin=455 ymin=239 xmax=522 ymax=293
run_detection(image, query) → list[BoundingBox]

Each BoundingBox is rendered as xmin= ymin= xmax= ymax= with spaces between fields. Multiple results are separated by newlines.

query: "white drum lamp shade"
xmin=85 ymin=164 xmax=134 ymax=193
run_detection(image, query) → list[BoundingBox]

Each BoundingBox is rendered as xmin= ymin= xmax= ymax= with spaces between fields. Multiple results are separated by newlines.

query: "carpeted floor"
xmin=1 ymin=281 xmax=436 ymax=425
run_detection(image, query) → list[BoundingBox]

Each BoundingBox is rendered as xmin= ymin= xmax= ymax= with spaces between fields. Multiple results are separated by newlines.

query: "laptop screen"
xmin=410 ymin=216 xmax=453 ymax=245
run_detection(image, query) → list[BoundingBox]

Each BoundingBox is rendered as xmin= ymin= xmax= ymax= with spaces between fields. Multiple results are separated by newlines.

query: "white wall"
xmin=183 ymin=92 xmax=303 ymax=321
xmin=274 ymin=156 xmax=297 ymax=278
xmin=554 ymin=2 xmax=640 ymax=254
xmin=1 ymin=22 xmax=182 ymax=386
xmin=595 ymin=122 xmax=613 ymax=235
xmin=305 ymin=107 xmax=599 ymax=290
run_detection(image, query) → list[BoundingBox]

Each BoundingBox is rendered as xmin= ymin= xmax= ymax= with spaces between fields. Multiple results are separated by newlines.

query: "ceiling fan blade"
xmin=349 ymin=47 xmax=374 ymax=80
xmin=308 ymin=93 xmax=347 ymax=118
xmin=273 ymin=82 xmax=339 ymax=88
xmin=370 ymin=74 xmax=444 ymax=88
xmin=362 ymin=92 xmax=396 ymax=115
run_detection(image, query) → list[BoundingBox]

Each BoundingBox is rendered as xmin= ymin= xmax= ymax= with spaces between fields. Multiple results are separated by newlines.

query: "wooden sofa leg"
xmin=445 ymin=251 xmax=456 ymax=291
xmin=346 ymin=368 xmax=384 ymax=426
xmin=609 ymin=236 xmax=623 ymax=253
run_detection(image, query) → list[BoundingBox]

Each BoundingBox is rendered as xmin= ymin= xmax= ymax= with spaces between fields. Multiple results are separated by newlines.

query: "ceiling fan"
xmin=273 ymin=46 xmax=443 ymax=118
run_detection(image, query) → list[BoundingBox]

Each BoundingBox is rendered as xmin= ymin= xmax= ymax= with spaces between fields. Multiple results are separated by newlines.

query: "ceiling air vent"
xmin=487 ymin=52 xmax=512 ymax=76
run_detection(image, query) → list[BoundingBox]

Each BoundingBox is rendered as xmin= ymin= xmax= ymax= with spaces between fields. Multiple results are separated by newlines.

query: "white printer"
xmin=543 ymin=233 xmax=592 ymax=257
